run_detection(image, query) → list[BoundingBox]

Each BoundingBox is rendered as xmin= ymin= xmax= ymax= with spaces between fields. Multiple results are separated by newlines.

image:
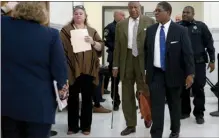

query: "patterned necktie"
xmin=160 ymin=25 xmax=166 ymax=71
xmin=132 ymin=20 xmax=138 ymax=57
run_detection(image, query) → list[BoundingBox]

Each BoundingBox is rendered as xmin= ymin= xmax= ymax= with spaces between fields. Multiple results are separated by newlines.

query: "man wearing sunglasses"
xmin=144 ymin=2 xmax=195 ymax=138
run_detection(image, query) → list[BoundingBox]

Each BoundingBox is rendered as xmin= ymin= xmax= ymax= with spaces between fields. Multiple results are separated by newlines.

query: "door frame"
xmin=101 ymin=6 xmax=144 ymax=65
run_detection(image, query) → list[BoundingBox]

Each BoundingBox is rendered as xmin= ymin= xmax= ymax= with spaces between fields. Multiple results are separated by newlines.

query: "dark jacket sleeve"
xmin=104 ymin=26 xmax=114 ymax=51
xmin=144 ymin=28 xmax=149 ymax=70
xmin=181 ymin=27 xmax=195 ymax=77
xmin=201 ymin=22 xmax=215 ymax=62
xmin=50 ymin=29 xmax=68 ymax=90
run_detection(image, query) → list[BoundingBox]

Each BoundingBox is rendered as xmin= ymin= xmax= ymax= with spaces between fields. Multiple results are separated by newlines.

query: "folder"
xmin=53 ymin=81 xmax=67 ymax=111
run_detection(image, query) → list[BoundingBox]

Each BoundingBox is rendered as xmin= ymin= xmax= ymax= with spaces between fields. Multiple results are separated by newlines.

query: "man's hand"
xmin=185 ymin=75 xmax=194 ymax=89
xmin=207 ymin=62 xmax=215 ymax=73
xmin=112 ymin=69 xmax=118 ymax=78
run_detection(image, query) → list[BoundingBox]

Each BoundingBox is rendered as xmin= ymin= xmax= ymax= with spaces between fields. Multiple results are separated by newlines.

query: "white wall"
xmin=203 ymin=2 xmax=219 ymax=97
xmin=50 ymin=2 xmax=73 ymax=25
xmin=204 ymin=2 xmax=219 ymax=28
xmin=84 ymin=2 xmax=204 ymax=38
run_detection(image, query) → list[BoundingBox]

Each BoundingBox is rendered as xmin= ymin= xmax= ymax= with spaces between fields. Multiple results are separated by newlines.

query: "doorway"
xmin=101 ymin=6 xmax=144 ymax=65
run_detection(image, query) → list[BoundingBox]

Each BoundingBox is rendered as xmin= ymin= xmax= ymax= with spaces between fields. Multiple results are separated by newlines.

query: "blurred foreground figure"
xmin=2 ymin=2 xmax=68 ymax=138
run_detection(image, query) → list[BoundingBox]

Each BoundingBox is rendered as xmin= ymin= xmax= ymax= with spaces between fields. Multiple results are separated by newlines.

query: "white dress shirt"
xmin=128 ymin=17 xmax=139 ymax=49
xmin=153 ymin=19 xmax=171 ymax=68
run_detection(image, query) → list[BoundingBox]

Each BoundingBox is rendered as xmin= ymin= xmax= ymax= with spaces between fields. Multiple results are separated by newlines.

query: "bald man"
xmin=103 ymin=10 xmax=125 ymax=111
xmin=175 ymin=14 xmax=182 ymax=22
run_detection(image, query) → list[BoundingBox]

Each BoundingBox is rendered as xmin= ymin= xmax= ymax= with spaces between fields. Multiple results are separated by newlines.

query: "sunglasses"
xmin=73 ymin=5 xmax=85 ymax=10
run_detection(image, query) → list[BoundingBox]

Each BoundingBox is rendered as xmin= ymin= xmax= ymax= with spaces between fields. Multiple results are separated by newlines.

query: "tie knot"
xmin=161 ymin=25 xmax=164 ymax=29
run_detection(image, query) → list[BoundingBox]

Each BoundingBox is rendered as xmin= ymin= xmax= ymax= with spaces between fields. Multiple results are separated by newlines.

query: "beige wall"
xmin=84 ymin=2 xmax=204 ymax=38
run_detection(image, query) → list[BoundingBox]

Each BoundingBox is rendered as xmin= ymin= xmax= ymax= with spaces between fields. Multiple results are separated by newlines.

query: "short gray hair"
xmin=12 ymin=2 xmax=49 ymax=25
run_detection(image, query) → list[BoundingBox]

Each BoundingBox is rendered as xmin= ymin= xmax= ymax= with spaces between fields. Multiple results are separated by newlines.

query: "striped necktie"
xmin=132 ymin=20 xmax=138 ymax=57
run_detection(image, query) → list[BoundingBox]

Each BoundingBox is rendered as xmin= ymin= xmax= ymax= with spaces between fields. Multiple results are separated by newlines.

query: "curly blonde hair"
xmin=12 ymin=2 xmax=49 ymax=25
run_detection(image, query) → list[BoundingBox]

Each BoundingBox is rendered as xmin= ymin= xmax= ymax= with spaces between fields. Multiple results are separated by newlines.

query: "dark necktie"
xmin=160 ymin=25 xmax=166 ymax=71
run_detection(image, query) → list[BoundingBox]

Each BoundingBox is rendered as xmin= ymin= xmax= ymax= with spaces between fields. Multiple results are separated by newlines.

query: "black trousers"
xmin=93 ymin=73 xmax=102 ymax=107
xmin=1 ymin=116 xmax=51 ymax=138
xmin=149 ymin=67 xmax=182 ymax=138
xmin=108 ymin=63 xmax=121 ymax=107
xmin=67 ymin=74 xmax=94 ymax=132
xmin=181 ymin=63 xmax=206 ymax=118
xmin=104 ymin=75 xmax=110 ymax=90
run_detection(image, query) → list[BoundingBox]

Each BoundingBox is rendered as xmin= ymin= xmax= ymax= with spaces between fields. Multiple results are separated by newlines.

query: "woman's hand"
xmin=84 ymin=36 xmax=94 ymax=45
xmin=58 ymin=81 xmax=69 ymax=100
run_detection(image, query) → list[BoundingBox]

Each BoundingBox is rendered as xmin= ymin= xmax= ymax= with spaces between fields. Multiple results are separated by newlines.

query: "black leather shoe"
xmin=196 ymin=117 xmax=205 ymax=124
xmin=169 ymin=132 xmax=179 ymax=138
xmin=120 ymin=127 xmax=136 ymax=136
xmin=180 ymin=114 xmax=190 ymax=119
xmin=113 ymin=106 xmax=119 ymax=111
xmin=50 ymin=130 xmax=58 ymax=136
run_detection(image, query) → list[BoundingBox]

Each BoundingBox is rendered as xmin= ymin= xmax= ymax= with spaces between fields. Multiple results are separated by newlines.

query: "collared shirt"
xmin=128 ymin=16 xmax=139 ymax=49
xmin=154 ymin=19 xmax=171 ymax=68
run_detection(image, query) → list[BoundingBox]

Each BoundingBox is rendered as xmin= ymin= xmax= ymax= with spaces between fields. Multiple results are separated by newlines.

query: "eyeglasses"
xmin=73 ymin=5 xmax=85 ymax=10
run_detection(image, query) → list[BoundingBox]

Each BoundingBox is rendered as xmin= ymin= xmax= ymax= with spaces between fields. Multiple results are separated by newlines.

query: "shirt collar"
xmin=159 ymin=19 xmax=171 ymax=29
xmin=129 ymin=16 xmax=140 ymax=22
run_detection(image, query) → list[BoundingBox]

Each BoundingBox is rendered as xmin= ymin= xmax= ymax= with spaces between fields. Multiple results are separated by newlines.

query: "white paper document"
xmin=70 ymin=29 xmax=92 ymax=53
xmin=53 ymin=81 xmax=67 ymax=111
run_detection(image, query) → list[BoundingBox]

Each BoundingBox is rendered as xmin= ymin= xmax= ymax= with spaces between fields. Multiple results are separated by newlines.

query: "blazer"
xmin=144 ymin=21 xmax=195 ymax=87
xmin=113 ymin=15 xmax=155 ymax=80
xmin=1 ymin=16 xmax=68 ymax=124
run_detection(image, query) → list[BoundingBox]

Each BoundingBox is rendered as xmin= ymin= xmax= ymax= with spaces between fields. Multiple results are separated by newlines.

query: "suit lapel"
xmin=166 ymin=21 xmax=174 ymax=47
xmin=123 ymin=18 xmax=129 ymax=37
xmin=137 ymin=16 xmax=145 ymax=36
xmin=151 ymin=23 xmax=159 ymax=54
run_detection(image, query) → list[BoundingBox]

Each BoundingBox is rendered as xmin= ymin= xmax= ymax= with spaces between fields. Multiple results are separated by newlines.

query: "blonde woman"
xmin=2 ymin=2 xmax=68 ymax=138
xmin=60 ymin=5 xmax=104 ymax=135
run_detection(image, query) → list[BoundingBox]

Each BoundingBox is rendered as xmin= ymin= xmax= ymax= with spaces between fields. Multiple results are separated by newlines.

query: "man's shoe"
xmin=169 ymin=132 xmax=179 ymax=138
xmin=120 ymin=127 xmax=136 ymax=136
xmin=196 ymin=117 xmax=205 ymax=124
xmin=104 ymin=89 xmax=110 ymax=94
xmin=93 ymin=105 xmax=111 ymax=113
xmin=113 ymin=106 xmax=119 ymax=111
xmin=50 ymin=130 xmax=58 ymax=136
xmin=180 ymin=114 xmax=190 ymax=119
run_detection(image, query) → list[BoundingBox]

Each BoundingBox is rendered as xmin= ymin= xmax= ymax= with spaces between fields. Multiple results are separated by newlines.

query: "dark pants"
xmin=93 ymin=73 xmax=103 ymax=107
xmin=1 ymin=116 xmax=51 ymax=138
xmin=67 ymin=74 xmax=94 ymax=132
xmin=104 ymin=75 xmax=110 ymax=90
xmin=181 ymin=63 xmax=206 ymax=118
xmin=108 ymin=63 xmax=121 ymax=107
xmin=149 ymin=67 xmax=182 ymax=138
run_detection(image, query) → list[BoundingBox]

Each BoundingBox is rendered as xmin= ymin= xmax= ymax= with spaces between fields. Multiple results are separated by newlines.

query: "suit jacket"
xmin=144 ymin=21 xmax=195 ymax=87
xmin=1 ymin=16 xmax=68 ymax=124
xmin=113 ymin=15 xmax=155 ymax=80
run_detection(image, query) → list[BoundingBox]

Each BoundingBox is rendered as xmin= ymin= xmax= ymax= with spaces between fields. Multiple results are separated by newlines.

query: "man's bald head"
xmin=175 ymin=14 xmax=182 ymax=22
xmin=114 ymin=10 xmax=125 ymax=22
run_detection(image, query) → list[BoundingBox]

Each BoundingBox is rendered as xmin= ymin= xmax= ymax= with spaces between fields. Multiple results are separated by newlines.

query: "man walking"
xmin=113 ymin=2 xmax=155 ymax=136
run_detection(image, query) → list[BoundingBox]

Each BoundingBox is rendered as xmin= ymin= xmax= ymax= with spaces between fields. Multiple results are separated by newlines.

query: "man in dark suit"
xmin=144 ymin=2 xmax=195 ymax=138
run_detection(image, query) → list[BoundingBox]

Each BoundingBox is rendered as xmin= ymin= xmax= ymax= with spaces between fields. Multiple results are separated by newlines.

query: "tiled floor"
xmin=52 ymin=90 xmax=219 ymax=137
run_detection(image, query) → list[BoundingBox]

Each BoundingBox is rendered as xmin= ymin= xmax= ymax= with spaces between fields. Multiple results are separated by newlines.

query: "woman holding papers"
xmin=1 ymin=2 xmax=68 ymax=138
xmin=60 ymin=5 xmax=104 ymax=135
